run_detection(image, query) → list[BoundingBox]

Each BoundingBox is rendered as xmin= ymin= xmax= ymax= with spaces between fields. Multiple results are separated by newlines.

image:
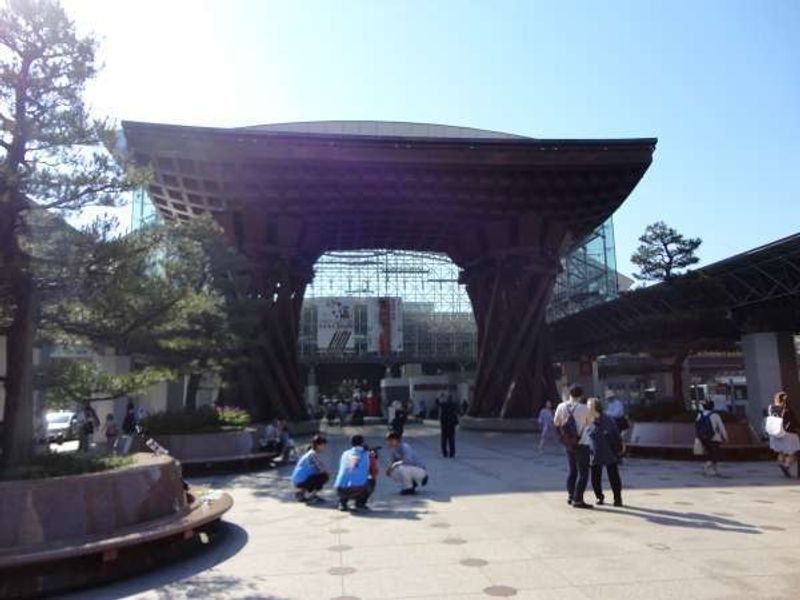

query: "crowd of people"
xmin=289 ymin=382 xmax=798 ymax=512
xmin=552 ymin=386 xmax=627 ymax=509
xmin=320 ymin=380 xmax=380 ymax=427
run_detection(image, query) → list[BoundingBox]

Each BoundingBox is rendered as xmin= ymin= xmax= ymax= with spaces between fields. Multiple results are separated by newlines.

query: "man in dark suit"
xmin=439 ymin=394 xmax=459 ymax=458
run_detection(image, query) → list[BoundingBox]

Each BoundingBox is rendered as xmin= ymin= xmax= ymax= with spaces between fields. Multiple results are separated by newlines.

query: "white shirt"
xmin=553 ymin=399 xmax=592 ymax=445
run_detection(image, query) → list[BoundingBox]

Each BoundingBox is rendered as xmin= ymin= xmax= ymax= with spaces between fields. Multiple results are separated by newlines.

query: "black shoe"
xmin=400 ymin=487 xmax=416 ymax=496
xmin=572 ymin=502 xmax=594 ymax=510
xmin=355 ymin=502 xmax=370 ymax=511
xmin=596 ymin=497 xmax=605 ymax=506
xmin=613 ymin=499 xmax=623 ymax=507
xmin=421 ymin=475 xmax=429 ymax=487
xmin=338 ymin=501 xmax=349 ymax=511
xmin=567 ymin=498 xmax=573 ymax=505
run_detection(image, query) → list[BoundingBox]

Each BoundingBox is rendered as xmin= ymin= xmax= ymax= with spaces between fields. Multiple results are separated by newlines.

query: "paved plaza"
xmin=67 ymin=425 xmax=800 ymax=600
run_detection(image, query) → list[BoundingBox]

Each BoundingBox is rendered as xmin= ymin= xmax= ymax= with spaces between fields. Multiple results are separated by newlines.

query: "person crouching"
xmin=291 ymin=434 xmax=330 ymax=503
xmin=385 ymin=431 xmax=428 ymax=495
xmin=334 ymin=435 xmax=373 ymax=511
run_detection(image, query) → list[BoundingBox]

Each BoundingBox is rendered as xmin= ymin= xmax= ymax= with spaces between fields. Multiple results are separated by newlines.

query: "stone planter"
xmin=0 ymin=453 xmax=234 ymax=598
xmin=152 ymin=429 xmax=257 ymax=461
xmin=0 ymin=453 xmax=186 ymax=550
xmin=626 ymin=421 xmax=767 ymax=458
xmin=628 ymin=421 xmax=764 ymax=453
xmin=286 ymin=420 xmax=322 ymax=436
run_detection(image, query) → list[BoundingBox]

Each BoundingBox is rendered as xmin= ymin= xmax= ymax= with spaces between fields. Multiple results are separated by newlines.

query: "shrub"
xmin=216 ymin=405 xmax=251 ymax=428
xmin=142 ymin=405 xmax=251 ymax=435
xmin=1 ymin=453 xmax=134 ymax=481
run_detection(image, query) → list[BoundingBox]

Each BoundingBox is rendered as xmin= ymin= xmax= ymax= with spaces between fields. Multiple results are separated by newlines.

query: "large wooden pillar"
xmin=462 ymin=254 xmax=560 ymax=419
xmin=229 ymin=254 xmax=313 ymax=421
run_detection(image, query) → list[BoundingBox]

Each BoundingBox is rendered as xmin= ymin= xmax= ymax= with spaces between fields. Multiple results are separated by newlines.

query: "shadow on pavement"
xmin=604 ymin=505 xmax=762 ymax=533
xmin=61 ymin=522 xmax=259 ymax=600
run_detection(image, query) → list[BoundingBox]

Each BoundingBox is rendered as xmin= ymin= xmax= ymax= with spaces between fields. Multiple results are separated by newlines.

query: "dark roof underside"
xmin=122 ymin=121 xmax=656 ymax=263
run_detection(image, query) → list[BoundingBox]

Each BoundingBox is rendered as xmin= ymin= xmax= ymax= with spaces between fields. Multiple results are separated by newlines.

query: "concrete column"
xmin=305 ymin=366 xmax=319 ymax=408
xmin=743 ymin=331 xmax=800 ymax=431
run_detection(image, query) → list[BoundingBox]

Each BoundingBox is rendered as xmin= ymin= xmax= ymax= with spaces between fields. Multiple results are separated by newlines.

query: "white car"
xmin=46 ymin=411 xmax=78 ymax=443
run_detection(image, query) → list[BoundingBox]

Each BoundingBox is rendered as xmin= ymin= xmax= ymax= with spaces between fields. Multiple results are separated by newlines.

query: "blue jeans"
xmin=566 ymin=445 xmax=590 ymax=504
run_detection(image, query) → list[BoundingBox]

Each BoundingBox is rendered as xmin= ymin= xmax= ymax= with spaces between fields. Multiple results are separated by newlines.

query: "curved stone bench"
xmin=0 ymin=488 xmax=232 ymax=569
xmin=627 ymin=421 xmax=767 ymax=458
xmin=0 ymin=453 xmax=187 ymax=551
xmin=0 ymin=454 xmax=233 ymax=598
xmin=152 ymin=429 xmax=258 ymax=461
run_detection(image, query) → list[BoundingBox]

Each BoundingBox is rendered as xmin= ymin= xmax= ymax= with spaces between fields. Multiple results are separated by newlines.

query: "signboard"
xmin=316 ymin=298 xmax=355 ymax=352
xmin=367 ymin=297 xmax=403 ymax=355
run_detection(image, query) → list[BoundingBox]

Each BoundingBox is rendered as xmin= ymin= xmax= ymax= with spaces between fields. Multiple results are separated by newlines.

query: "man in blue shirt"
xmin=291 ymin=434 xmax=329 ymax=503
xmin=333 ymin=434 xmax=372 ymax=511
xmin=386 ymin=431 xmax=429 ymax=495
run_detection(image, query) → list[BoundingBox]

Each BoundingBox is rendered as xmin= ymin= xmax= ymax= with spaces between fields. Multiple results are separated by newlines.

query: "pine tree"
xmin=629 ymin=222 xmax=704 ymax=408
xmin=631 ymin=221 xmax=702 ymax=282
xmin=0 ymin=0 xmax=140 ymax=465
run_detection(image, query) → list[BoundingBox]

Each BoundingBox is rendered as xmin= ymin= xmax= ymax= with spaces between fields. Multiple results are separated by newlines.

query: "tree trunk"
xmin=1 ymin=269 xmax=37 ymax=467
xmin=671 ymin=349 xmax=689 ymax=411
xmin=184 ymin=372 xmax=202 ymax=411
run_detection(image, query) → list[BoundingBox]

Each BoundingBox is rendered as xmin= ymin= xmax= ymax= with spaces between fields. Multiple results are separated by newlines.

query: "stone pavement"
xmin=66 ymin=424 xmax=800 ymax=600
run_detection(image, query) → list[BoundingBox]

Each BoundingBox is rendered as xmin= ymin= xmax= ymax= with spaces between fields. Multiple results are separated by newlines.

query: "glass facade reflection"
xmin=131 ymin=190 xmax=619 ymax=361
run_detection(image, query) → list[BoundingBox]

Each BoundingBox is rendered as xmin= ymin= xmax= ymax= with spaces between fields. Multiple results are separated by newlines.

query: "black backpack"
xmin=558 ymin=406 xmax=580 ymax=450
xmin=695 ymin=413 xmax=716 ymax=442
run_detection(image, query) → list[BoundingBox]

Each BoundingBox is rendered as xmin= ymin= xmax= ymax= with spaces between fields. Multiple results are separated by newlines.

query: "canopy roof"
xmin=549 ymin=233 xmax=800 ymax=359
xmin=122 ymin=120 xmax=656 ymax=265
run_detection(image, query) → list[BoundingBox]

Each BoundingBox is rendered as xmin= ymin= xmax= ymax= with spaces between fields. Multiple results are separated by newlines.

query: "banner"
xmin=367 ymin=297 xmax=403 ymax=355
xmin=316 ymin=298 xmax=355 ymax=352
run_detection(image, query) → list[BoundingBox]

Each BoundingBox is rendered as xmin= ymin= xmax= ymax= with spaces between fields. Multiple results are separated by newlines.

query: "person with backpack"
xmin=695 ymin=400 xmax=728 ymax=477
xmin=765 ymin=391 xmax=800 ymax=478
xmin=553 ymin=385 xmax=593 ymax=509
xmin=586 ymin=398 xmax=624 ymax=507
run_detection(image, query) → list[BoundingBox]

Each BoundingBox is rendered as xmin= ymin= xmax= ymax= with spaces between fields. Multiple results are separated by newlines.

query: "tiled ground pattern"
xmin=66 ymin=425 xmax=800 ymax=600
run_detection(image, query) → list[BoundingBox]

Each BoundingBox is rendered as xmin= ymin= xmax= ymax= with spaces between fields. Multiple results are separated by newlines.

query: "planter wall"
xmin=0 ymin=453 xmax=186 ymax=549
xmin=286 ymin=420 xmax=321 ymax=436
xmin=628 ymin=421 xmax=762 ymax=448
xmin=153 ymin=429 xmax=256 ymax=460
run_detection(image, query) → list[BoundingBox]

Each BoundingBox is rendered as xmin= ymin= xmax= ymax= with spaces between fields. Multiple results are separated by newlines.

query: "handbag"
xmin=765 ymin=415 xmax=786 ymax=438
xmin=693 ymin=438 xmax=706 ymax=456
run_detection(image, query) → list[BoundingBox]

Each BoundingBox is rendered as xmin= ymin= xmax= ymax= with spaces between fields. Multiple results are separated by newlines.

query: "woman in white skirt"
xmin=766 ymin=391 xmax=800 ymax=478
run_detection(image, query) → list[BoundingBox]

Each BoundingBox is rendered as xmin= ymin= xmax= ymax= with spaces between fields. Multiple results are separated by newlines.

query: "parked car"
xmin=46 ymin=411 xmax=78 ymax=444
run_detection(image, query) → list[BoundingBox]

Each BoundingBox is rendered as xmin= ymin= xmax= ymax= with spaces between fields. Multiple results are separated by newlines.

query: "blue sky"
xmin=65 ymin=0 xmax=800 ymax=277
